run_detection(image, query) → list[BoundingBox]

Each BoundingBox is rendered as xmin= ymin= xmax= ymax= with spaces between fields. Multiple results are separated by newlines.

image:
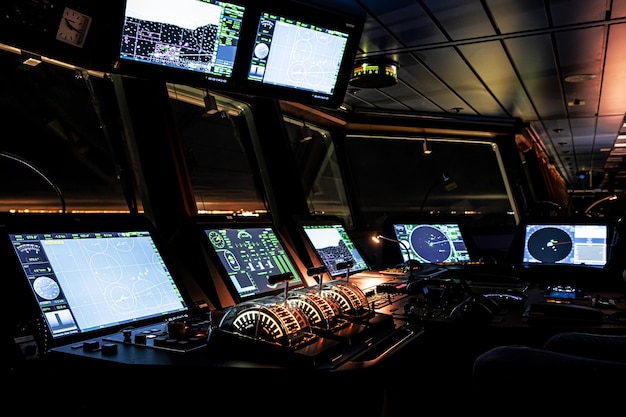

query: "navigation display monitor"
xmin=243 ymin=5 xmax=362 ymax=107
xmin=391 ymin=222 xmax=473 ymax=265
xmin=118 ymin=0 xmax=245 ymax=85
xmin=522 ymin=223 xmax=608 ymax=267
xmin=301 ymin=223 xmax=370 ymax=278
xmin=205 ymin=225 xmax=303 ymax=299
xmin=9 ymin=226 xmax=188 ymax=341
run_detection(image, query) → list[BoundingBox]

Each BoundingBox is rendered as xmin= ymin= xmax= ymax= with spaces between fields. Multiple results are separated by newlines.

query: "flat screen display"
xmin=244 ymin=8 xmax=356 ymax=107
xmin=9 ymin=229 xmax=188 ymax=340
xmin=301 ymin=223 xmax=370 ymax=278
xmin=392 ymin=223 xmax=473 ymax=265
xmin=118 ymin=0 xmax=245 ymax=85
xmin=522 ymin=223 xmax=608 ymax=267
xmin=205 ymin=226 xmax=303 ymax=299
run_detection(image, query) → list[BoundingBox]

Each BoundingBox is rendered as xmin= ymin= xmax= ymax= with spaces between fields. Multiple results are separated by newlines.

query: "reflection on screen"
xmin=522 ymin=224 xmax=608 ymax=267
xmin=392 ymin=223 xmax=472 ymax=264
xmin=247 ymin=11 xmax=349 ymax=100
xmin=205 ymin=226 xmax=302 ymax=299
xmin=119 ymin=0 xmax=245 ymax=82
xmin=10 ymin=231 xmax=188 ymax=339
xmin=301 ymin=224 xmax=369 ymax=277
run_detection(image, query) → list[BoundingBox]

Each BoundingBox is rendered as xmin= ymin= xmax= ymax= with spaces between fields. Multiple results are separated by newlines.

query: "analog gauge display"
xmin=208 ymin=231 xmax=225 ymax=248
xmin=527 ymin=227 xmax=573 ymax=263
xmin=33 ymin=276 xmax=60 ymax=300
xmin=410 ymin=225 xmax=452 ymax=263
xmin=254 ymin=43 xmax=269 ymax=59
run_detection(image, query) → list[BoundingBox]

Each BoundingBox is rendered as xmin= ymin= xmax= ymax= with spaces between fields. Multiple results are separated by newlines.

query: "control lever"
xmin=268 ymin=272 xmax=294 ymax=305
xmin=336 ymin=260 xmax=354 ymax=282
xmin=307 ymin=265 xmax=328 ymax=296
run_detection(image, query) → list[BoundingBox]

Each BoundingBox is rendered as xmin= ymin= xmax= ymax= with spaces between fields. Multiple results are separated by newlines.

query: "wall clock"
xmin=55 ymin=7 xmax=92 ymax=48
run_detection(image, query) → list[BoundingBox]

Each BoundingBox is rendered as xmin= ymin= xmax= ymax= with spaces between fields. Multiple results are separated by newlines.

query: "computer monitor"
xmin=204 ymin=224 xmax=304 ymax=300
xmin=241 ymin=2 xmax=364 ymax=107
xmin=300 ymin=222 xmax=371 ymax=278
xmin=116 ymin=0 xmax=246 ymax=87
xmin=6 ymin=214 xmax=189 ymax=344
xmin=391 ymin=222 xmax=473 ymax=265
xmin=521 ymin=222 xmax=609 ymax=267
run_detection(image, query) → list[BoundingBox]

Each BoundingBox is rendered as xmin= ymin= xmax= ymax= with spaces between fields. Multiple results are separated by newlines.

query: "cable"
xmin=419 ymin=171 xmax=457 ymax=215
xmin=0 ymin=151 xmax=66 ymax=213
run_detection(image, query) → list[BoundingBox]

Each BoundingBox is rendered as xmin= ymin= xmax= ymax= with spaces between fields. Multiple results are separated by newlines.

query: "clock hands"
xmin=64 ymin=17 xmax=82 ymax=33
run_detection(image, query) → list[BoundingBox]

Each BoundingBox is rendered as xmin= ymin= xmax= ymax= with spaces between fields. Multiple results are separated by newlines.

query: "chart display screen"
xmin=301 ymin=223 xmax=370 ymax=277
xmin=10 ymin=230 xmax=188 ymax=339
xmin=119 ymin=0 xmax=245 ymax=84
xmin=245 ymin=9 xmax=352 ymax=106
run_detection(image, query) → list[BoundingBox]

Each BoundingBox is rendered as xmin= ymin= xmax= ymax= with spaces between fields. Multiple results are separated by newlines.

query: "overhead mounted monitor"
xmin=116 ymin=0 xmax=246 ymax=87
xmin=112 ymin=0 xmax=364 ymax=105
xmin=241 ymin=3 xmax=364 ymax=108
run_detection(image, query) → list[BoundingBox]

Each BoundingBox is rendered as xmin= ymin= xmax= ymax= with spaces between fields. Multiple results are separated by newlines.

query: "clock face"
xmin=55 ymin=7 xmax=92 ymax=48
xmin=33 ymin=276 xmax=61 ymax=300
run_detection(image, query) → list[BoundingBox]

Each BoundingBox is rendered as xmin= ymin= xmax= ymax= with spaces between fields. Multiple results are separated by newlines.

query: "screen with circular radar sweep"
xmin=392 ymin=223 xmax=472 ymax=265
xmin=521 ymin=223 xmax=609 ymax=267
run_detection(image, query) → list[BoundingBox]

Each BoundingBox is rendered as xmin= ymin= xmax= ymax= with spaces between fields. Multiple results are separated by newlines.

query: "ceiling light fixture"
xmin=564 ymin=74 xmax=596 ymax=83
xmin=349 ymin=58 xmax=398 ymax=88
xmin=423 ymin=137 xmax=432 ymax=155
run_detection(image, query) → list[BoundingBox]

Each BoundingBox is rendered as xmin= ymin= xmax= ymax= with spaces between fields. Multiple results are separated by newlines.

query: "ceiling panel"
xmin=422 ymin=0 xmax=495 ymax=40
xmin=345 ymin=0 xmax=626 ymax=192
xmin=549 ymin=0 xmax=608 ymax=25
xmin=613 ymin=0 xmax=626 ymax=18
xmin=600 ymin=23 xmax=626 ymax=114
xmin=487 ymin=0 xmax=548 ymax=33
xmin=459 ymin=40 xmax=534 ymax=118
xmin=504 ymin=34 xmax=563 ymax=120
xmin=419 ymin=47 xmax=505 ymax=115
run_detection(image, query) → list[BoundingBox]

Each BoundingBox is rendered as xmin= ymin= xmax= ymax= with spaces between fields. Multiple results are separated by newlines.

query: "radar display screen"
xmin=522 ymin=223 xmax=608 ymax=267
xmin=392 ymin=223 xmax=472 ymax=264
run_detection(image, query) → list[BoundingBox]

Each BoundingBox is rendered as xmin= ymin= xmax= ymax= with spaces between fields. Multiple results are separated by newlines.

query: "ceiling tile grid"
xmin=347 ymin=0 xmax=626 ymax=191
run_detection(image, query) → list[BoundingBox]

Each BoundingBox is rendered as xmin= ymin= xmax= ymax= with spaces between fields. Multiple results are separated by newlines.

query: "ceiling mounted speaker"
xmin=349 ymin=59 xmax=398 ymax=88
